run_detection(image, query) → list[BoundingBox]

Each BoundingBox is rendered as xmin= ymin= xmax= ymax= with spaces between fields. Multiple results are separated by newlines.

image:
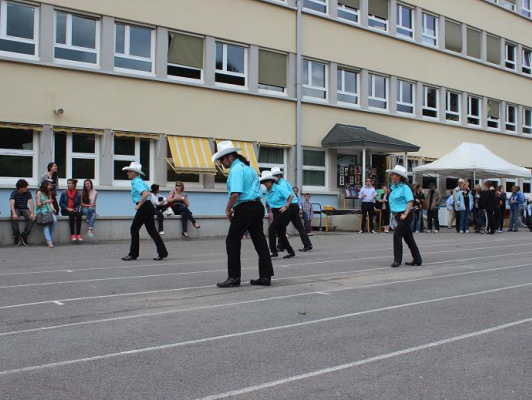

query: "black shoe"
xmin=153 ymin=254 xmax=168 ymax=261
xmin=405 ymin=260 xmax=422 ymax=266
xmin=217 ymin=278 xmax=241 ymax=288
xmin=250 ymin=277 xmax=271 ymax=286
xmin=121 ymin=255 xmax=137 ymax=261
xmin=20 ymin=236 xmax=29 ymax=246
xmin=283 ymin=251 xmax=296 ymax=259
xmin=277 ymin=245 xmax=285 ymax=252
xmin=299 ymin=246 xmax=313 ymax=252
xmin=391 ymin=262 xmax=401 ymax=268
xmin=270 ymin=252 xmax=279 ymax=258
xmin=14 ymin=236 xmax=21 ymax=246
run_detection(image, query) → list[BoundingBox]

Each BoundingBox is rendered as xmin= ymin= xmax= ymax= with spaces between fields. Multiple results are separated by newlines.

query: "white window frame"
xmin=467 ymin=96 xmax=481 ymax=126
xmin=303 ymin=0 xmax=328 ymax=15
xmin=337 ymin=68 xmax=359 ymax=106
xmin=112 ymin=136 xmax=154 ymax=186
xmin=0 ymin=128 xmax=38 ymax=185
xmin=257 ymin=146 xmax=287 ymax=176
xmin=302 ymin=148 xmax=328 ymax=191
xmin=397 ymin=79 xmax=414 ymax=115
xmin=368 ymin=14 xmax=388 ymax=32
xmin=215 ymin=41 xmax=248 ymax=89
xmin=445 ymin=91 xmax=461 ymax=123
xmin=337 ymin=3 xmax=359 ymax=24
xmin=368 ymin=73 xmax=388 ymax=111
xmin=505 ymin=42 xmax=516 ymax=70
xmin=522 ymin=48 xmax=531 ymax=75
xmin=487 ymin=100 xmax=500 ymax=130
xmin=0 ymin=0 xmax=39 ymax=60
xmin=422 ymin=85 xmax=439 ymax=119
xmin=396 ymin=4 xmax=414 ymax=40
xmin=522 ymin=0 xmax=532 ymax=17
xmin=506 ymin=104 xmax=517 ymax=132
xmin=421 ymin=12 xmax=438 ymax=48
xmin=54 ymin=133 xmax=100 ymax=186
xmin=167 ymin=31 xmax=204 ymax=84
xmin=523 ymin=108 xmax=532 ymax=134
xmin=114 ymin=22 xmax=155 ymax=76
xmin=303 ymin=59 xmax=328 ymax=101
xmin=504 ymin=0 xmax=516 ymax=11
xmin=53 ymin=10 xmax=100 ymax=67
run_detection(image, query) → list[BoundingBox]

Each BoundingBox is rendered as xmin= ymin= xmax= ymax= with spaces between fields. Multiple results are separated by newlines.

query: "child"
xmin=299 ymin=193 xmax=313 ymax=235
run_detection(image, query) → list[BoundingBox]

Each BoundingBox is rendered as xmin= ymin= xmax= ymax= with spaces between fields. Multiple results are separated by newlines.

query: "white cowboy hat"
xmin=260 ymin=170 xmax=278 ymax=183
xmin=270 ymin=166 xmax=284 ymax=176
xmin=386 ymin=165 xmax=408 ymax=179
xmin=212 ymin=140 xmax=242 ymax=163
xmin=122 ymin=161 xmax=145 ymax=176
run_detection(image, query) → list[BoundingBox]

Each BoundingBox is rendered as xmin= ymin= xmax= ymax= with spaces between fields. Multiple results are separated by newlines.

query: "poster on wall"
xmin=371 ymin=167 xmax=377 ymax=176
xmin=350 ymin=176 xmax=355 ymax=184
xmin=355 ymin=175 xmax=360 ymax=184
xmin=355 ymin=166 xmax=361 ymax=175
xmin=339 ymin=176 xmax=345 ymax=186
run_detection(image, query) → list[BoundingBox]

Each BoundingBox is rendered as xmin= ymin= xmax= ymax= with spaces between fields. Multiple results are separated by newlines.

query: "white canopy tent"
xmin=413 ymin=142 xmax=531 ymax=180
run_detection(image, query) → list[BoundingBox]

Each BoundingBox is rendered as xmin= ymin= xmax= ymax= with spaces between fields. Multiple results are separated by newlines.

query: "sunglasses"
xmin=175 ymin=184 xmax=182 ymax=187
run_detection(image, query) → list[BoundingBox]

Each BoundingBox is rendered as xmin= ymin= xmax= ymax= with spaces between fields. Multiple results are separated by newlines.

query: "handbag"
xmin=37 ymin=211 xmax=53 ymax=226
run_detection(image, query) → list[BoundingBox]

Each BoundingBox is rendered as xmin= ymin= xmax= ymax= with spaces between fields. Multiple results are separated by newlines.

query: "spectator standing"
xmin=425 ymin=182 xmax=441 ymax=234
xmin=452 ymin=179 xmax=465 ymax=233
xmin=10 ymin=179 xmax=35 ymax=246
xmin=446 ymin=190 xmax=455 ymax=230
xmin=508 ymin=186 xmax=525 ymax=232
xmin=359 ymin=178 xmax=377 ymax=233
xmin=482 ymin=182 xmax=497 ymax=234
xmin=39 ymin=162 xmax=59 ymax=215
xmin=81 ymin=179 xmax=98 ymax=238
xmin=168 ymin=181 xmax=200 ymax=238
xmin=412 ymin=184 xmax=426 ymax=233
xmin=494 ymin=186 xmax=505 ymax=233
xmin=472 ymin=184 xmax=484 ymax=233
xmin=59 ymin=179 xmax=83 ymax=242
xmin=459 ymin=183 xmax=473 ymax=233
xmin=377 ymin=185 xmax=390 ymax=234
xmin=299 ymin=193 xmax=314 ymax=235
xmin=497 ymin=185 xmax=508 ymax=231
xmin=150 ymin=184 xmax=166 ymax=235
xmin=35 ymin=180 xmax=57 ymax=248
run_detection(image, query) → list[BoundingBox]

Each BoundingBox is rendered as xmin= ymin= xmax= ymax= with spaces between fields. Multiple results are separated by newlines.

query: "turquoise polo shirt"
xmin=277 ymin=178 xmax=298 ymax=205
xmin=131 ymin=176 xmax=149 ymax=204
xmin=227 ymin=158 xmax=261 ymax=207
xmin=265 ymin=183 xmax=293 ymax=209
xmin=389 ymin=182 xmax=414 ymax=213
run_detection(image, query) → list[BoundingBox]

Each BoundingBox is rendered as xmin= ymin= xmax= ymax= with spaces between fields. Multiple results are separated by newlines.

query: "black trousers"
xmin=62 ymin=209 xmax=82 ymax=235
xmin=154 ymin=209 xmax=164 ymax=232
xmin=171 ymin=204 xmax=196 ymax=233
xmin=361 ymin=202 xmax=374 ymax=232
xmin=129 ymin=201 xmax=168 ymax=258
xmin=381 ymin=207 xmax=390 ymax=227
xmin=454 ymin=209 xmax=461 ymax=232
xmin=11 ymin=209 xmax=34 ymax=237
xmin=426 ymin=209 xmax=440 ymax=231
xmin=269 ymin=208 xmax=293 ymax=254
xmin=393 ymin=212 xmax=422 ymax=264
xmin=287 ymin=204 xmax=312 ymax=249
xmin=226 ymin=201 xmax=273 ymax=279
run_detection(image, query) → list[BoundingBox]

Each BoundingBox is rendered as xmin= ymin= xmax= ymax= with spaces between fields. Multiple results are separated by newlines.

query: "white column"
xmin=248 ymin=45 xmax=259 ymax=93
xmin=481 ymin=31 xmax=487 ymax=63
xmin=517 ymin=43 xmax=523 ymax=74
xmin=501 ymin=101 xmax=508 ymax=133
xmin=461 ymin=92 xmax=469 ymax=127
xmin=438 ymin=15 xmax=446 ymax=51
xmin=362 ymin=147 xmax=367 ymax=184
xmin=360 ymin=0 xmax=369 ymax=27
xmin=461 ymin=23 xmax=468 ymax=57
xmin=389 ymin=0 xmax=398 ymax=36
xmin=481 ymin=97 xmax=488 ymax=130
xmin=389 ymin=76 xmax=398 ymax=115
xmin=414 ymin=7 xmax=423 ymax=44
xmin=329 ymin=0 xmax=339 ymax=18
xmin=329 ymin=62 xmax=338 ymax=105
xmin=439 ymin=87 xmax=446 ymax=123
xmin=403 ymin=152 xmax=408 ymax=168
xmin=500 ymin=38 xmax=506 ymax=69
xmin=360 ymin=69 xmax=369 ymax=110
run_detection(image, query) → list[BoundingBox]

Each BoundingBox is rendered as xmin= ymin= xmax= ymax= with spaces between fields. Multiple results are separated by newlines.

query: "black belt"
xmin=241 ymin=198 xmax=261 ymax=203
xmin=393 ymin=211 xmax=406 ymax=216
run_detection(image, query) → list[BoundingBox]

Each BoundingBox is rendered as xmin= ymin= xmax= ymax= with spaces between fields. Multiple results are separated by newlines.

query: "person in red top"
xmin=59 ymin=179 xmax=83 ymax=242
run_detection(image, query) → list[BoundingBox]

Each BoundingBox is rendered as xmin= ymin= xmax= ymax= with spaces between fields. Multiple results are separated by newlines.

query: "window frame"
xmin=215 ymin=40 xmax=248 ymax=89
xmin=112 ymin=136 xmax=154 ymax=186
xmin=0 ymin=0 xmax=39 ymax=60
xmin=257 ymin=146 xmax=287 ymax=176
xmin=506 ymin=104 xmax=517 ymax=132
xmin=445 ymin=91 xmax=461 ymax=124
xmin=396 ymin=79 xmax=415 ymax=115
xmin=487 ymin=100 xmax=501 ymax=130
xmin=368 ymin=13 xmax=388 ymax=32
xmin=167 ymin=31 xmax=204 ymax=84
xmin=336 ymin=67 xmax=359 ymax=107
xmin=303 ymin=0 xmax=328 ymax=15
xmin=368 ymin=73 xmax=388 ymax=111
xmin=337 ymin=3 xmax=359 ymax=24
xmin=0 ymin=128 xmax=38 ymax=184
xmin=422 ymin=85 xmax=439 ymax=119
xmin=503 ymin=0 xmax=516 ymax=11
xmin=505 ymin=42 xmax=516 ymax=70
xmin=522 ymin=48 xmax=531 ymax=75
xmin=467 ymin=96 xmax=481 ymax=126
xmin=522 ymin=0 xmax=532 ymax=17
xmin=523 ymin=108 xmax=532 ymax=134
xmin=303 ymin=59 xmax=328 ymax=101
xmin=54 ymin=132 xmax=100 ymax=186
xmin=302 ymin=148 xmax=328 ymax=191
xmin=114 ymin=22 xmax=156 ymax=76
xmin=421 ymin=12 xmax=438 ymax=48
xmin=396 ymin=3 xmax=414 ymax=40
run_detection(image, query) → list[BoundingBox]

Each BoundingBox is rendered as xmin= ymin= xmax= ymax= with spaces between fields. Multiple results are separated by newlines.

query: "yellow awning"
xmin=54 ymin=126 xmax=104 ymax=135
xmin=167 ymin=135 xmax=217 ymax=174
xmin=260 ymin=142 xmax=292 ymax=148
xmin=114 ymin=131 xmax=160 ymax=140
xmin=0 ymin=122 xmax=42 ymax=131
xmin=216 ymin=140 xmax=260 ymax=174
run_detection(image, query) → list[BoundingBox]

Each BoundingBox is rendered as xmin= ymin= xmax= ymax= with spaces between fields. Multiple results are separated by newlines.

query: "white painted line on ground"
xmin=1 ymin=262 xmax=531 ymax=337
xmin=316 ymin=292 xmax=330 ymax=295
xmin=52 ymin=301 xmax=64 ymax=306
xmin=196 ymin=315 xmax=532 ymax=400
xmin=0 ymin=281 xmax=530 ymax=377
xmin=65 ymin=270 xmax=73 ymax=273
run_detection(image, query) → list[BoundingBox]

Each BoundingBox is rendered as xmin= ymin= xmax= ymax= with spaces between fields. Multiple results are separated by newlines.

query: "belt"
xmin=242 ymin=198 xmax=261 ymax=203
xmin=393 ymin=211 xmax=406 ymax=216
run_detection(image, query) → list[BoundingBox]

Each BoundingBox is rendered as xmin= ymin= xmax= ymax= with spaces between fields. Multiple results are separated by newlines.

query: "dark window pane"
xmin=72 ymin=158 xmax=95 ymax=180
xmin=369 ymin=99 xmax=387 ymax=109
xmin=114 ymin=137 xmax=135 ymax=156
xmin=303 ymin=170 xmax=325 ymax=186
xmin=215 ymin=42 xmax=223 ymax=70
xmin=115 ymin=24 xmax=125 ymax=53
xmin=140 ymin=138 xmax=150 ymax=180
xmin=114 ymin=56 xmax=152 ymax=72
xmin=398 ymin=104 xmax=413 ymax=113
xmin=523 ymin=183 xmax=530 ymax=193
xmin=226 ymin=45 xmax=244 ymax=73
xmin=488 ymin=120 xmax=499 ymax=128
xmin=258 ymin=147 xmax=284 ymax=164
xmin=215 ymin=73 xmax=245 ymax=86
xmin=54 ymin=132 xmax=67 ymax=179
xmin=72 ymin=15 xmax=97 ymax=49
xmin=56 ymin=12 xmax=67 ymax=44
xmin=72 ymin=134 xmax=95 ymax=153
xmin=55 ymin=47 xmax=97 ymax=64
xmin=446 ymin=178 xmax=458 ymax=190
xmin=167 ymin=65 xmax=201 ymax=79
xmin=447 ymin=113 xmax=460 ymax=122
xmin=338 ymin=93 xmax=358 ymax=104
xmin=215 ymin=173 xmax=228 ymax=184
xmin=303 ymin=150 xmax=325 ymax=167
xmin=258 ymin=84 xmax=284 ymax=92
xmin=506 ymin=182 xmax=514 ymax=192
xmin=303 ymin=87 xmax=326 ymax=99
xmin=0 ymin=38 xmax=35 ymax=55
xmin=304 ymin=0 xmax=326 ymax=13
xmin=167 ymin=163 xmax=200 ymax=183
xmin=129 ymin=26 xmax=151 ymax=58
xmin=6 ymin=3 xmax=34 ymax=40
xmin=338 ymin=9 xmax=357 ymax=22
xmin=0 ymin=155 xmax=32 ymax=177
xmin=114 ymin=160 xmax=132 ymax=180
xmin=423 ymin=109 xmax=438 ymax=118
xmin=0 ymin=128 xmax=33 ymax=150
xmin=426 ymin=88 xmax=437 ymax=107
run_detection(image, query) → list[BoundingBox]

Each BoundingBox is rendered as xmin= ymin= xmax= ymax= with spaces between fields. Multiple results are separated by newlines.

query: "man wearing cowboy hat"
xmin=261 ymin=170 xmax=296 ymax=259
xmin=212 ymin=141 xmax=274 ymax=287
xmin=270 ymin=167 xmax=313 ymax=252
xmin=121 ymin=162 xmax=168 ymax=261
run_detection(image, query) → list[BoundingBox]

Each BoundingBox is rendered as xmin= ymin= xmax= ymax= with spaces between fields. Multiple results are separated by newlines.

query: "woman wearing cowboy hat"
xmin=121 ymin=162 xmax=168 ymax=261
xmin=386 ymin=165 xmax=422 ymax=268
xmin=261 ymin=170 xmax=296 ymax=259
xmin=212 ymin=141 xmax=274 ymax=288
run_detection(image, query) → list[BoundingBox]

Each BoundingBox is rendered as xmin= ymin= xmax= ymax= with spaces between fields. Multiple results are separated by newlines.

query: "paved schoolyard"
xmin=0 ymin=229 xmax=531 ymax=399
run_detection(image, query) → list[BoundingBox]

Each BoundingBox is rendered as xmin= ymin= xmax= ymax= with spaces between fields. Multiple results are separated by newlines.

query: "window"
xmin=523 ymin=108 xmax=532 ymax=134
xmin=487 ymin=35 xmax=501 ymax=65
xmin=467 ymin=28 xmax=481 ymax=59
xmin=0 ymin=127 xmax=35 ymax=179
xmin=445 ymin=20 xmax=462 ymax=53
xmin=258 ymin=146 xmax=286 ymax=175
xmin=54 ymin=11 xmax=99 ymax=65
xmin=337 ymin=68 xmax=358 ymax=105
xmin=506 ymin=104 xmax=517 ymax=132
xmin=0 ymin=1 xmax=38 ymax=57
xmin=522 ymin=48 xmax=531 ymax=74
xmin=167 ymin=32 xmax=204 ymax=81
xmin=422 ymin=13 xmax=438 ymax=47
xmin=304 ymin=0 xmax=327 ymax=14
xmin=523 ymin=181 xmax=531 ymax=193
xmin=114 ymin=23 xmax=154 ymax=74
xmin=396 ymin=4 xmax=414 ymax=39
xmin=368 ymin=74 xmax=388 ymax=110
xmin=55 ymin=133 xmax=98 ymax=182
xmin=303 ymin=59 xmax=327 ymax=100
xmin=487 ymin=99 xmax=500 ymax=129
xmin=504 ymin=0 xmax=516 ymax=10
xmin=303 ymin=149 xmax=326 ymax=188
xmin=505 ymin=42 xmax=516 ymax=70
xmin=113 ymin=136 xmax=151 ymax=181
xmin=368 ymin=0 xmax=389 ymax=31
xmin=422 ymin=86 xmax=438 ymax=118
xmin=397 ymin=80 xmax=414 ymax=114
xmin=523 ymin=0 xmax=531 ymax=17
xmin=446 ymin=91 xmax=461 ymax=123
xmin=337 ymin=0 xmax=359 ymax=24
xmin=467 ymin=96 xmax=481 ymax=125
xmin=259 ymin=49 xmax=287 ymax=93
xmin=215 ymin=41 xmax=247 ymax=87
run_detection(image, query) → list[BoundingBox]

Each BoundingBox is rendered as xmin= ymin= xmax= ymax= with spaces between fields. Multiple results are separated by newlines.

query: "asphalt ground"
xmin=0 ymin=229 xmax=532 ymax=399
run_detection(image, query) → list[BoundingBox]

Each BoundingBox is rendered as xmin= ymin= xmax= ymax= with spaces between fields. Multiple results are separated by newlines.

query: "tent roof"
xmin=413 ymin=142 xmax=531 ymax=179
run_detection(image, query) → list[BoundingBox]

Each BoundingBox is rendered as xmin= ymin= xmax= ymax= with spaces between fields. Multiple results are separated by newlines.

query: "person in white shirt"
xmin=446 ymin=190 xmax=455 ymax=230
xmin=359 ymin=178 xmax=377 ymax=233
xmin=150 ymin=184 xmax=166 ymax=235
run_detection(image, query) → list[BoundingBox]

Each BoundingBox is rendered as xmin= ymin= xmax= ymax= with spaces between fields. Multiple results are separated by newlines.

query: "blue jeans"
xmin=459 ymin=210 xmax=471 ymax=231
xmin=43 ymin=214 xmax=58 ymax=243
xmin=411 ymin=210 xmax=423 ymax=232
xmin=509 ymin=208 xmax=520 ymax=231
xmin=82 ymin=207 xmax=96 ymax=228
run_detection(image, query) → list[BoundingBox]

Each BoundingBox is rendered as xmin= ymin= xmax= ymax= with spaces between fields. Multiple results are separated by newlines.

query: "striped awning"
xmin=166 ymin=135 xmax=217 ymax=174
xmin=54 ymin=126 xmax=104 ymax=135
xmin=260 ymin=142 xmax=292 ymax=148
xmin=113 ymin=131 xmax=160 ymax=140
xmin=0 ymin=122 xmax=42 ymax=131
xmin=215 ymin=140 xmax=260 ymax=174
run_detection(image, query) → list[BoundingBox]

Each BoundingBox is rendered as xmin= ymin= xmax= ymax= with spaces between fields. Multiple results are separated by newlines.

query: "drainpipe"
xmin=296 ymin=0 xmax=303 ymax=188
